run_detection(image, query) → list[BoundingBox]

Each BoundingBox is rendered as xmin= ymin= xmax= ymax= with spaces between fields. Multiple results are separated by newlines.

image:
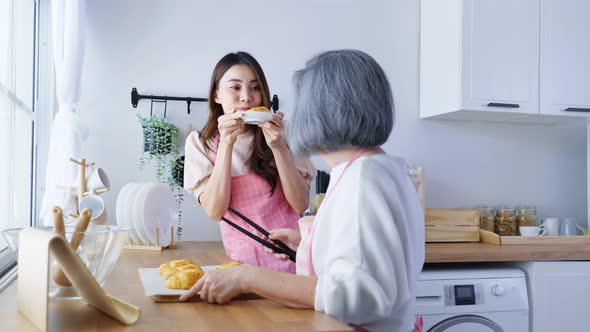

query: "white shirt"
xmin=311 ymin=154 xmax=425 ymax=332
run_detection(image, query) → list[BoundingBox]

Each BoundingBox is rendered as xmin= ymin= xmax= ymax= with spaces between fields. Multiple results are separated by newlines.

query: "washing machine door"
xmin=427 ymin=314 xmax=503 ymax=332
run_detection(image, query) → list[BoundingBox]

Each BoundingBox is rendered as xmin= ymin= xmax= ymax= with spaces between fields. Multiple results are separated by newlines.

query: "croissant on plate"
xmin=158 ymin=259 xmax=205 ymax=290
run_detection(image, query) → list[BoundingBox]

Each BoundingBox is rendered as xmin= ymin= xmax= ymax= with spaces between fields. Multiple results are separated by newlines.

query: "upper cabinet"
xmin=540 ymin=0 xmax=590 ymax=117
xmin=420 ymin=0 xmax=590 ymax=122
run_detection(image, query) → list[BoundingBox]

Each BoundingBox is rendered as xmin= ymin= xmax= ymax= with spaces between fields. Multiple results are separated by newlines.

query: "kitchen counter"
xmin=426 ymin=242 xmax=590 ymax=263
xmin=0 ymin=241 xmax=351 ymax=331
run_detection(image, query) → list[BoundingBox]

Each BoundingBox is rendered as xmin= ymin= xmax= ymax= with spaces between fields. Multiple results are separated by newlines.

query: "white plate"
xmin=141 ymin=183 xmax=176 ymax=247
xmin=132 ymin=184 xmax=152 ymax=244
xmin=116 ymin=183 xmax=141 ymax=244
xmin=138 ymin=266 xmax=220 ymax=296
xmin=241 ymin=111 xmax=280 ymax=124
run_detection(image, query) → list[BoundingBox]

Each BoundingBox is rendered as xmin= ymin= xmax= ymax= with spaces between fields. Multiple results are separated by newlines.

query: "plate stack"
xmin=116 ymin=183 xmax=176 ymax=247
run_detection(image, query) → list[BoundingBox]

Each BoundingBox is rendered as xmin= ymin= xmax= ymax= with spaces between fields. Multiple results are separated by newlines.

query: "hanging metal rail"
xmin=131 ymin=87 xmax=279 ymax=115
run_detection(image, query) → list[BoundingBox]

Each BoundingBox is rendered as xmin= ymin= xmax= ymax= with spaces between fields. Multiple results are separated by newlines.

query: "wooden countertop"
xmin=426 ymin=242 xmax=590 ymax=263
xmin=0 ymin=241 xmax=351 ymax=332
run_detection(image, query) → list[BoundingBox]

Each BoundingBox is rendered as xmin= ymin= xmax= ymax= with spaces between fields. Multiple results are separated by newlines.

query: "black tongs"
xmin=221 ymin=207 xmax=296 ymax=262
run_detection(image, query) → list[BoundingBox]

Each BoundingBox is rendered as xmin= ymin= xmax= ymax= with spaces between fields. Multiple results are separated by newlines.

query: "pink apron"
xmin=296 ymin=148 xmax=424 ymax=332
xmin=211 ymin=133 xmax=298 ymax=273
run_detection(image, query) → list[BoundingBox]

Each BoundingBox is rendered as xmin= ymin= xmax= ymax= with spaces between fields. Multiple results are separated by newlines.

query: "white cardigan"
xmin=310 ymin=154 xmax=425 ymax=332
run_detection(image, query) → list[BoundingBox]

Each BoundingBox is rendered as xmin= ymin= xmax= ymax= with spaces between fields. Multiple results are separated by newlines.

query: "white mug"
xmin=86 ymin=167 xmax=111 ymax=192
xmin=79 ymin=194 xmax=108 ymax=225
xmin=560 ymin=218 xmax=586 ymax=236
xmin=541 ymin=217 xmax=560 ymax=236
xmin=519 ymin=226 xmax=546 ymax=237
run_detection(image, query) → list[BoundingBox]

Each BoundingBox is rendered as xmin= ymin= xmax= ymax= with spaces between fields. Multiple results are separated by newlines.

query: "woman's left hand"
xmin=259 ymin=112 xmax=286 ymax=150
xmin=178 ymin=265 xmax=250 ymax=304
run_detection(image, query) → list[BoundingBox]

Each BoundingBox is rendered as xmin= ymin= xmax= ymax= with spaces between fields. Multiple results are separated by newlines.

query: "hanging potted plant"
xmin=137 ymin=114 xmax=184 ymax=240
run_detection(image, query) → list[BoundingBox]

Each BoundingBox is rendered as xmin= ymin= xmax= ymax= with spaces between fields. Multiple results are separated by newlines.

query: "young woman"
xmin=181 ymin=50 xmax=425 ymax=332
xmin=183 ymin=51 xmax=314 ymax=273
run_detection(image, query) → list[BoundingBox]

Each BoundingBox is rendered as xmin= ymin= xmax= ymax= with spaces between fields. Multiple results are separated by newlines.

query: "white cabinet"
xmin=540 ymin=0 xmax=590 ymax=117
xmin=509 ymin=261 xmax=590 ymax=332
xmin=462 ymin=0 xmax=539 ymax=115
xmin=421 ymin=0 xmax=590 ymax=122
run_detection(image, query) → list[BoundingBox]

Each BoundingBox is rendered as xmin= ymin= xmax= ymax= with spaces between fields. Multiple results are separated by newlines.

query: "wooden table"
xmin=426 ymin=242 xmax=590 ymax=263
xmin=0 ymin=241 xmax=351 ymax=331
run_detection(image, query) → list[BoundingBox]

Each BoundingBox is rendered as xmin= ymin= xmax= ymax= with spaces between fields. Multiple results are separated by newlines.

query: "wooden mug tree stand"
xmin=17 ymin=228 xmax=140 ymax=332
xmin=123 ymin=226 xmax=177 ymax=251
xmin=56 ymin=157 xmax=109 ymax=219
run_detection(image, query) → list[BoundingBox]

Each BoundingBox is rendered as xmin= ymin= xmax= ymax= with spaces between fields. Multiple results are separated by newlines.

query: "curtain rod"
xmin=131 ymin=87 xmax=279 ymax=115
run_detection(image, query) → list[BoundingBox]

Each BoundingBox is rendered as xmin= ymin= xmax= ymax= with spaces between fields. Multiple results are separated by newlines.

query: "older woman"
xmin=181 ymin=49 xmax=425 ymax=332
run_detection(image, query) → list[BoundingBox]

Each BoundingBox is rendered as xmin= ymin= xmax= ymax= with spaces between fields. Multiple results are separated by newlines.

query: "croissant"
xmin=247 ymin=106 xmax=270 ymax=112
xmin=169 ymin=259 xmax=193 ymax=268
xmin=165 ymin=275 xmax=182 ymax=289
xmin=159 ymin=259 xmax=205 ymax=289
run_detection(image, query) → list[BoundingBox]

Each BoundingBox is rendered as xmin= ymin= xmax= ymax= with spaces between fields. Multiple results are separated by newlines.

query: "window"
xmin=0 ymin=0 xmax=38 ymax=284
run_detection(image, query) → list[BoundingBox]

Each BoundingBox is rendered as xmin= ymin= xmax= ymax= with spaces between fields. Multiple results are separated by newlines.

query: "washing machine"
xmin=415 ymin=265 xmax=529 ymax=331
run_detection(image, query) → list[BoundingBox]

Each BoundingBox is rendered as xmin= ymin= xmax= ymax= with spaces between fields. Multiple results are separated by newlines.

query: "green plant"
xmin=137 ymin=114 xmax=184 ymax=240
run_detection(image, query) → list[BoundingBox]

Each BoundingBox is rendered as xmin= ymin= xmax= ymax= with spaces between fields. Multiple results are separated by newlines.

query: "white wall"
xmin=75 ymin=0 xmax=586 ymax=241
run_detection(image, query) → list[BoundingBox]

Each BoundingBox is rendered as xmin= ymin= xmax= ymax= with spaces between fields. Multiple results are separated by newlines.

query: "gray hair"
xmin=287 ymin=49 xmax=394 ymax=157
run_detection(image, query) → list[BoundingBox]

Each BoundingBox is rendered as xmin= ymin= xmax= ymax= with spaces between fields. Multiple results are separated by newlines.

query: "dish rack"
xmin=124 ymin=226 xmax=177 ymax=251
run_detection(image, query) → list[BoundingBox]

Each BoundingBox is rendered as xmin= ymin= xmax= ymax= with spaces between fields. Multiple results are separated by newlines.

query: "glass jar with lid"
xmin=475 ymin=205 xmax=495 ymax=232
xmin=515 ymin=206 xmax=537 ymax=235
xmin=495 ymin=207 xmax=516 ymax=236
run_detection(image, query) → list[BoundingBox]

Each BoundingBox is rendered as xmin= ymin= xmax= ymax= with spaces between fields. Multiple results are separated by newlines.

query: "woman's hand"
xmin=259 ymin=111 xmax=286 ymax=150
xmin=178 ymin=265 xmax=251 ymax=304
xmin=263 ymin=228 xmax=302 ymax=261
xmin=218 ymin=112 xmax=245 ymax=145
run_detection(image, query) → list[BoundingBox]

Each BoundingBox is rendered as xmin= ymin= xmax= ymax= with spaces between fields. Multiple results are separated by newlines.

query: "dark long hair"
xmin=199 ymin=51 xmax=278 ymax=195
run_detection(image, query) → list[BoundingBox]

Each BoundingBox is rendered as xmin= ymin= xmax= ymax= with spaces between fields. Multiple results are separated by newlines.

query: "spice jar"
xmin=516 ymin=207 xmax=537 ymax=235
xmin=495 ymin=207 xmax=516 ymax=236
xmin=475 ymin=205 xmax=495 ymax=232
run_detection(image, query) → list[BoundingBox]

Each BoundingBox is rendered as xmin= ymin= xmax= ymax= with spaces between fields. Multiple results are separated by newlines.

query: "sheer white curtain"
xmin=39 ymin=0 xmax=88 ymax=225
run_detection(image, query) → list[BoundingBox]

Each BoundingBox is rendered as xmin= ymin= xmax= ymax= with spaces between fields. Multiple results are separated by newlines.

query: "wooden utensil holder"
xmin=123 ymin=226 xmax=177 ymax=251
xmin=17 ymin=228 xmax=140 ymax=331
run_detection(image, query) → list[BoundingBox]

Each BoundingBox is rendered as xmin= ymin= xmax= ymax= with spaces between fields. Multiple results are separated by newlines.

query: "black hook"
xmin=271 ymin=94 xmax=279 ymax=113
xmin=163 ymin=96 xmax=168 ymax=118
xmin=131 ymin=88 xmax=139 ymax=108
xmin=150 ymin=98 xmax=154 ymax=117
xmin=187 ymin=98 xmax=191 ymax=115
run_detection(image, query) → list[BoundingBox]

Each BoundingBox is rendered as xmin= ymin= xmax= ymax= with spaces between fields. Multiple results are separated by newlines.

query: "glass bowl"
xmin=1 ymin=225 xmax=132 ymax=301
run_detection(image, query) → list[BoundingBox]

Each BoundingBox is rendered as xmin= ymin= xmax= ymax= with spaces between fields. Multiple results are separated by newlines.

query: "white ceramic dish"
xmin=141 ymin=183 xmax=176 ymax=247
xmin=125 ymin=184 xmax=145 ymax=244
xmin=132 ymin=184 xmax=152 ymax=244
xmin=116 ymin=183 xmax=141 ymax=244
xmin=241 ymin=111 xmax=280 ymax=124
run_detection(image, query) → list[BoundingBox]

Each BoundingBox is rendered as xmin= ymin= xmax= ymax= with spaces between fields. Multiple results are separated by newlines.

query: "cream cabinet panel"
xmin=510 ymin=261 xmax=590 ymax=332
xmin=540 ymin=0 xmax=590 ymax=117
xmin=461 ymin=0 xmax=539 ymax=115
xmin=421 ymin=0 xmax=539 ymax=119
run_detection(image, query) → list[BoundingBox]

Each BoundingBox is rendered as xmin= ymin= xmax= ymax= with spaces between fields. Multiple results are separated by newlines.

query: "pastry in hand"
xmin=247 ymin=106 xmax=270 ymax=112
xmin=215 ymin=261 xmax=242 ymax=270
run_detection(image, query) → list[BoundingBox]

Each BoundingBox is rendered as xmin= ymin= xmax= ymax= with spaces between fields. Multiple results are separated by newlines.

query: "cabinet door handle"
xmin=564 ymin=107 xmax=590 ymax=113
xmin=487 ymin=102 xmax=520 ymax=108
